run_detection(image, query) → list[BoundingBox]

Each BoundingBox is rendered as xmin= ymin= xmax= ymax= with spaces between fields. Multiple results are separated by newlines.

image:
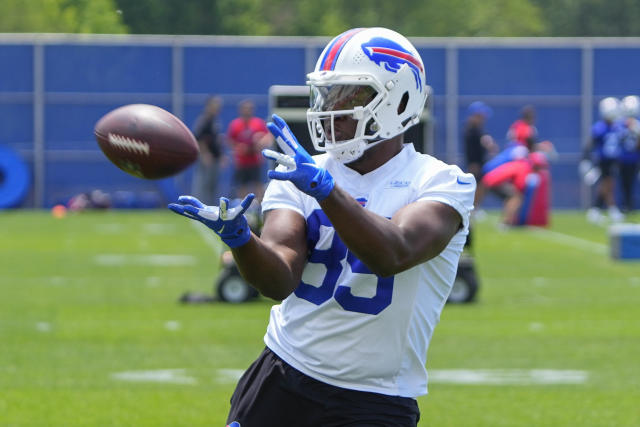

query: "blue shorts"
xmin=227 ymin=347 xmax=420 ymax=427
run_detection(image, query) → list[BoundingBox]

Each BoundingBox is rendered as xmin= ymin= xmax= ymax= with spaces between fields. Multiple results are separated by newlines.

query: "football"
xmin=94 ymin=104 xmax=199 ymax=179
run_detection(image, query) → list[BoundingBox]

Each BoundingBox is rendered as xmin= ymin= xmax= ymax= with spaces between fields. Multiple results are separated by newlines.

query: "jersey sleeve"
xmin=591 ymin=121 xmax=605 ymax=139
xmin=261 ymin=166 xmax=306 ymax=217
xmin=416 ymin=164 xmax=476 ymax=230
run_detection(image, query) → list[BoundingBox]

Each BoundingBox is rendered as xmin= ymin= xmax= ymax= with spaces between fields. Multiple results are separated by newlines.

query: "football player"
xmin=506 ymin=104 xmax=538 ymax=150
xmin=170 ymin=27 xmax=475 ymax=426
xmin=617 ymin=95 xmax=640 ymax=212
xmin=583 ymin=97 xmax=624 ymax=223
xmin=481 ymin=151 xmax=550 ymax=227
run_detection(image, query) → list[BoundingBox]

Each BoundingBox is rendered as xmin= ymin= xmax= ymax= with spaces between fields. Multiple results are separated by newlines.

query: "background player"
xmin=617 ymin=95 xmax=640 ymax=213
xmin=464 ymin=101 xmax=498 ymax=219
xmin=169 ymin=27 xmax=474 ymax=426
xmin=191 ymin=96 xmax=225 ymax=204
xmin=481 ymin=151 xmax=551 ymax=227
xmin=227 ymin=99 xmax=273 ymax=203
xmin=583 ymin=97 xmax=624 ymax=223
xmin=507 ymin=104 xmax=538 ymax=150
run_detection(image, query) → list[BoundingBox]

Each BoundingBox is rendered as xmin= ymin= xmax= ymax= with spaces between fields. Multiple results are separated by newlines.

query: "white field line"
xmin=164 ymin=320 xmax=181 ymax=331
xmin=111 ymin=369 xmax=196 ymax=385
xmin=142 ymin=223 xmax=176 ymax=234
xmin=428 ymin=369 xmax=588 ymax=385
xmin=211 ymin=368 xmax=587 ymax=386
xmin=95 ymin=223 xmax=175 ymax=234
xmin=190 ymin=221 xmax=223 ymax=257
xmin=95 ymin=223 xmax=124 ymax=234
xmin=94 ymin=254 xmax=196 ymax=266
xmin=111 ymin=368 xmax=586 ymax=386
xmin=526 ymin=227 xmax=608 ymax=255
xmin=215 ymin=369 xmax=246 ymax=384
xmin=35 ymin=322 xmax=51 ymax=332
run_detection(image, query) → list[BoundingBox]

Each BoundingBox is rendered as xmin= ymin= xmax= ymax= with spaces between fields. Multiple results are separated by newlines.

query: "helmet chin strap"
xmin=327 ymin=137 xmax=387 ymax=164
xmin=327 ymin=140 xmax=365 ymax=164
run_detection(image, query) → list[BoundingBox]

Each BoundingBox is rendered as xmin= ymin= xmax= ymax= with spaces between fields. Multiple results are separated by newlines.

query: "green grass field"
xmin=1 ymin=209 xmax=639 ymax=426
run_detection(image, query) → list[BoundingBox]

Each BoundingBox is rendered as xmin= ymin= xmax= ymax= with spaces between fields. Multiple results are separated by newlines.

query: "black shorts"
xmin=227 ymin=347 xmax=420 ymax=427
xmin=598 ymin=158 xmax=617 ymax=178
xmin=234 ymin=165 xmax=262 ymax=185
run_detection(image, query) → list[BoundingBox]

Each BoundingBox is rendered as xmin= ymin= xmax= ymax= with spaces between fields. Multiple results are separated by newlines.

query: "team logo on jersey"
xmin=356 ymin=197 xmax=368 ymax=207
xmin=361 ymin=37 xmax=424 ymax=91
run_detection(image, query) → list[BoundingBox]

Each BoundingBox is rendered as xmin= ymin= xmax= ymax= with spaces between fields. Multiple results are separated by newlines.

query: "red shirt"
xmin=507 ymin=119 xmax=537 ymax=147
xmin=227 ymin=117 xmax=269 ymax=167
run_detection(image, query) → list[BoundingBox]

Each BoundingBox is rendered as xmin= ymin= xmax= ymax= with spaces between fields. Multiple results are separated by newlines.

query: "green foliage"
xmin=216 ymin=0 xmax=273 ymax=35
xmin=114 ymin=0 xmax=220 ymax=35
xmin=0 ymin=0 xmax=127 ymax=33
xmin=213 ymin=0 xmax=547 ymax=37
xmin=333 ymin=0 xmax=546 ymax=37
xmin=5 ymin=0 xmax=640 ymax=36
xmin=533 ymin=0 xmax=640 ymax=36
xmin=465 ymin=0 xmax=546 ymax=36
xmin=113 ymin=0 xmax=546 ymax=37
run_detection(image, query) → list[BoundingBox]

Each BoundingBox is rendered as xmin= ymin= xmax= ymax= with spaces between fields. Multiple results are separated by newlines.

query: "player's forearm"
xmin=231 ymin=235 xmax=300 ymax=300
xmin=319 ymin=186 xmax=423 ymax=277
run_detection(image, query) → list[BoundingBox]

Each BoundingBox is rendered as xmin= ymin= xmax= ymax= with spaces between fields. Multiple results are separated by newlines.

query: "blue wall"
xmin=1 ymin=36 xmax=639 ymax=209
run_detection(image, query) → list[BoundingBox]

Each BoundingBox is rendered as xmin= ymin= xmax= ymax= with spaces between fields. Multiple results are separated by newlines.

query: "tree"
xmin=4 ymin=0 xmax=549 ymax=37
xmin=115 ymin=0 xmax=221 ymax=35
xmin=214 ymin=0 xmax=547 ymax=37
xmin=533 ymin=0 xmax=640 ymax=36
xmin=0 ymin=0 xmax=127 ymax=33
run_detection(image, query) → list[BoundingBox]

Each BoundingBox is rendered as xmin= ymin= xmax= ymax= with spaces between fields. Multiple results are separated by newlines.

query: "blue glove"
xmin=168 ymin=194 xmax=255 ymax=248
xmin=263 ymin=114 xmax=335 ymax=201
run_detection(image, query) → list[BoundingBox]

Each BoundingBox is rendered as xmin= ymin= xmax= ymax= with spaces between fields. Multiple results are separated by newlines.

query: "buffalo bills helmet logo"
xmin=361 ymin=37 xmax=424 ymax=91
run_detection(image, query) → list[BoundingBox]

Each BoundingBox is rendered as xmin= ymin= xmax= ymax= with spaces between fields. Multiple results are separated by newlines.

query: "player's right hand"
xmin=263 ymin=114 xmax=335 ymax=201
xmin=168 ymin=194 xmax=254 ymax=248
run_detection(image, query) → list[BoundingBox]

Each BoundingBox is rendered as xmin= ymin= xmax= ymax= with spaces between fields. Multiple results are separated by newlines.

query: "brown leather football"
xmin=94 ymin=104 xmax=199 ymax=179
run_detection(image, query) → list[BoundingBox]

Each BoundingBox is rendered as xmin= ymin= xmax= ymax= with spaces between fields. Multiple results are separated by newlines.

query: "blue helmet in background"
xmin=468 ymin=101 xmax=493 ymax=118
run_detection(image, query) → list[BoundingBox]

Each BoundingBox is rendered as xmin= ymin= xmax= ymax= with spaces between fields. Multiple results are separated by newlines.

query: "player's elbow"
xmin=366 ymin=252 xmax=418 ymax=278
xmin=247 ymin=276 xmax=297 ymax=301
xmin=368 ymin=239 xmax=450 ymax=277
xmin=368 ymin=259 xmax=416 ymax=278
xmin=370 ymin=263 xmax=400 ymax=278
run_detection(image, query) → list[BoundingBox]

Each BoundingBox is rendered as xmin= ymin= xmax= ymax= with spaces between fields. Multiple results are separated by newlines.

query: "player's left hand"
xmin=168 ymin=194 xmax=254 ymax=248
xmin=263 ymin=114 xmax=334 ymax=201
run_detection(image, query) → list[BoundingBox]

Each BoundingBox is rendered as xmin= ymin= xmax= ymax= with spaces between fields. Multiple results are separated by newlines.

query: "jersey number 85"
xmin=295 ymin=210 xmax=394 ymax=315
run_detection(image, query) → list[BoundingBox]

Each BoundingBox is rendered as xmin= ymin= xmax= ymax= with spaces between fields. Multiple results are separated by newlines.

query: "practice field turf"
xmin=1 ymin=210 xmax=639 ymax=426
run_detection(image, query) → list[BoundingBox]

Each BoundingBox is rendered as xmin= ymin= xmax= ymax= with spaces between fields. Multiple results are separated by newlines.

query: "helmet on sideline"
xmin=621 ymin=95 xmax=640 ymax=118
xmin=599 ymin=97 xmax=621 ymax=122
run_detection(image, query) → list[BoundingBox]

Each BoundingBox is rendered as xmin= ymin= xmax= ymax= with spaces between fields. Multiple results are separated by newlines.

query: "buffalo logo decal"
xmin=361 ymin=37 xmax=424 ymax=91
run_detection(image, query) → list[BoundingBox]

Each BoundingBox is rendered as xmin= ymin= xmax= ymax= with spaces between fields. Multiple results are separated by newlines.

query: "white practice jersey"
xmin=261 ymin=144 xmax=475 ymax=398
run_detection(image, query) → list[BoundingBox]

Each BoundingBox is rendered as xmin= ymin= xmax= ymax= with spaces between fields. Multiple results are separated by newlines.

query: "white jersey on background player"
xmin=263 ymin=144 xmax=474 ymax=397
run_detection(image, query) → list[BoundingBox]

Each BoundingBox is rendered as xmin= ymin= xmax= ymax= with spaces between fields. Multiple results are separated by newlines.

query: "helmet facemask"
xmin=307 ymin=73 xmax=386 ymax=164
